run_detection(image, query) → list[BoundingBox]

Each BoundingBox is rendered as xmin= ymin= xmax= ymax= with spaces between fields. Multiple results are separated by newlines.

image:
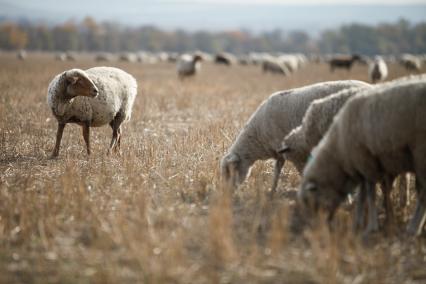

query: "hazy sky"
xmin=1 ymin=0 xmax=426 ymax=34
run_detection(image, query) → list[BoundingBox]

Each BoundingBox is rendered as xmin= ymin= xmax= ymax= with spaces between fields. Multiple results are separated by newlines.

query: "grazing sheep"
xmin=55 ymin=53 xmax=66 ymax=61
xmin=280 ymin=85 xmax=372 ymax=173
xmin=215 ymin=52 xmax=237 ymax=66
xmin=65 ymin=52 xmax=77 ymax=61
xmin=95 ymin=53 xmax=114 ymax=62
xmin=17 ymin=50 xmax=27 ymax=60
xmin=329 ymin=54 xmax=361 ymax=72
xmin=221 ymin=80 xmax=370 ymax=192
xmin=262 ymin=57 xmax=290 ymax=75
xmin=119 ymin=52 xmax=137 ymax=62
xmin=176 ymin=54 xmax=203 ymax=79
xmin=400 ymin=54 xmax=422 ymax=72
xmin=278 ymin=55 xmax=299 ymax=73
xmin=298 ymin=79 xmax=426 ymax=236
xmin=369 ymin=56 xmax=388 ymax=83
xmin=47 ymin=67 xmax=138 ymax=157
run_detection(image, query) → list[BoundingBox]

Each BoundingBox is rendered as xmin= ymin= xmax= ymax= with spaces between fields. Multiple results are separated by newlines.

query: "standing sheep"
xmin=47 ymin=67 xmax=138 ymax=157
xmin=329 ymin=54 xmax=361 ymax=72
xmin=17 ymin=50 xmax=27 ymax=60
xmin=176 ymin=54 xmax=203 ymax=79
xmin=400 ymin=54 xmax=422 ymax=72
xmin=221 ymin=80 xmax=370 ymax=192
xmin=215 ymin=52 xmax=237 ymax=66
xmin=262 ymin=57 xmax=291 ymax=75
xmin=368 ymin=56 xmax=388 ymax=83
xmin=297 ymin=79 xmax=426 ymax=236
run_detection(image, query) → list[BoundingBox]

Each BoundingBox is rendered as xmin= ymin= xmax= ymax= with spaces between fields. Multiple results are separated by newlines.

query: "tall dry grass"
xmin=0 ymin=52 xmax=425 ymax=283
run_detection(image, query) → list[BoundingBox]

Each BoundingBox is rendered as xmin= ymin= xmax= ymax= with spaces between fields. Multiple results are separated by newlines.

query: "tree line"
xmin=0 ymin=17 xmax=425 ymax=55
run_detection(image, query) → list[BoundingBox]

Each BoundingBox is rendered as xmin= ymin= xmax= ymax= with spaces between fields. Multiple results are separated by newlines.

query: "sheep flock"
xmin=4 ymin=49 xmax=426 ymax=282
xmin=39 ymin=48 xmax=426 ymax=238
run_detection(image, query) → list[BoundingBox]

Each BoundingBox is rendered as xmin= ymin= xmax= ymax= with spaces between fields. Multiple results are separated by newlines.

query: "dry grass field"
xmin=1 ymin=52 xmax=426 ymax=283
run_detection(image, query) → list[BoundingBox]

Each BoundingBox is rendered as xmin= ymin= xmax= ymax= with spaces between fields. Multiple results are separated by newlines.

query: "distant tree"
xmin=0 ymin=22 xmax=27 ymax=49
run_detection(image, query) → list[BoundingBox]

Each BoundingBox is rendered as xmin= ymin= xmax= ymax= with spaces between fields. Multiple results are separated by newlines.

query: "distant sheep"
xmin=17 ymin=50 xmax=27 ymax=60
xmin=400 ymin=54 xmax=422 ymax=72
xmin=119 ymin=53 xmax=137 ymax=63
xmin=298 ymin=78 xmax=426 ymax=236
xmin=47 ymin=67 xmax=138 ymax=157
xmin=215 ymin=52 xmax=237 ymax=66
xmin=262 ymin=57 xmax=290 ymax=75
xmin=55 ymin=53 xmax=66 ymax=61
xmin=368 ymin=56 xmax=388 ymax=83
xmin=176 ymin=54 xmax=203 ymax=79
xmin=95 ymin=53 xmax=114 ymax=62
xmin=65 ymin=52 xmax=77 ymax=61
xmin=329 ymin=54 xmax=361 ymax=72
xmin=221 ymin=80 xmax=370 ymax=192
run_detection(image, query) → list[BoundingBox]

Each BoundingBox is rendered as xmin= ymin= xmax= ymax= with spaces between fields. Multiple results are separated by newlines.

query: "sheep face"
xmin=221 ymin=153 xmax=251 ymax=188
xmin=298 ymin=155 xmax=350 ymax=225
xmin=65 ymin=70 xmax=98 ymax=98
xmin=279 ymin=127 xmax=309 ymax=173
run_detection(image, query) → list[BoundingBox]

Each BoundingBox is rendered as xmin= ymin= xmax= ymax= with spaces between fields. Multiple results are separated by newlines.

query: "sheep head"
xmin=64 ymin=69 xmax=98 ymax=98
xmin=296 ymin=149 xmax=352 ymax=230
xmin=220 ymin=153 xmax=250 ymax=188
xmin=278 ymin=127 xmax=309 ymax=173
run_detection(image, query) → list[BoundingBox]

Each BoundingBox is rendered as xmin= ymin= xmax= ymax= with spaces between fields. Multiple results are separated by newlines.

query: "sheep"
xmin=55 ymin=53 xmax=66 ymax=61
xmin=17 ymin=50 xmax=27 ymax=60
xmin=278 ymin=55 xmax=299 ymax=73
xmin=47 ymin=67 xmax=138 ymax=157
xmin=119 ymin=52 xmax=137 ymax=63
xmin=278 ymin=85 xmax=384 ymax=233
xmin=400 ymin=54 xmax=422 ymax=72
xmin=368 ymin=56 xmax=388 ymax=83
xmin=215 ymin=52 xmax=237 ymax=66
xmin=220 ymin=80 xmax=370 ymax=193
xmin=95 ymin=53 xmax=114 ymax=62
xmin=297 ymin=78 xmax=426 ymax=236
xmin=176 ymin=54 xmax=203 ymax=79
xmin=65 ymin=51 xmax=77 ymax=61
xmin=329 ymin=54 xmax=361 ymax=72
xmin=262 ymin=57 xmax=290 ymax=75
xmin=279 ymin=85 xmax=372 ymax=173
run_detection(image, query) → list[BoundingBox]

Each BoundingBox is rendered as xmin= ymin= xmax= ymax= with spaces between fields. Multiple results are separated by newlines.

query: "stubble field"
xmin=1 ymin=52 xmax=426 ymax=283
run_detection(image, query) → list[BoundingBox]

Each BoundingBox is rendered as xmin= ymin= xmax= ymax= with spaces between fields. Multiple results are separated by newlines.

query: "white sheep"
xmin=262 ymin=57 xmax=290 ymax=75
xmin=176 ymin=54 xmax=203 ymax=79
xmin=400 ymin=54 xmax=422 ymax=72
xmin=280 ymin=85 xmax=372 ymax=173
xmin=17 ymin=50 xmax=27 ymax=60
xmin=368 ymin=56 xmax=388 ymax=83
xmin=221 ymin=80 xmax=370 ymax=192
xmin=47 ymin=67 xmax=138 ymax=157
xmin=298 ymin=78 xmax=426 ymax=236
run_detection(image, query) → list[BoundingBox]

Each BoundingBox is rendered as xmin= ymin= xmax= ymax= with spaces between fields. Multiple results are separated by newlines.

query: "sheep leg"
xmin=82 ymin=123 xmax=91 ymax=155
xmin=52 ymin=123 xmax=66 ymax=157
xmin=407 ymin=179 xmax=426 ymax=236
xmin=382 ymin=176 xmax=394 ymax=228
xmin=108 ymin=126 xmax=119 ymax=154
xmin=270 ymin=158 xmax=285 ymax=195
xmin=108 ymin=113 xmax=124 ymax=154
xmin=116 ymin=126 xmax=122 ymax=151
xmin=353 ymin=184 xmax=367 ymax=232
xmin=364 ymin=181 xmax=379 ymax=235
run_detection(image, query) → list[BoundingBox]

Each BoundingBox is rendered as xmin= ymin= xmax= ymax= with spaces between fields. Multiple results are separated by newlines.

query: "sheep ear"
xmin=277 ymin=145 xmax=290 ymax=154
xmin=66 ymin=74 xmax=79 ymax=85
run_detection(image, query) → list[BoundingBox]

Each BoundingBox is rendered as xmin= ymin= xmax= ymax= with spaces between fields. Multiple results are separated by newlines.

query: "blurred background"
xmin=0 ymin=0 xmax=425 ymax=54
